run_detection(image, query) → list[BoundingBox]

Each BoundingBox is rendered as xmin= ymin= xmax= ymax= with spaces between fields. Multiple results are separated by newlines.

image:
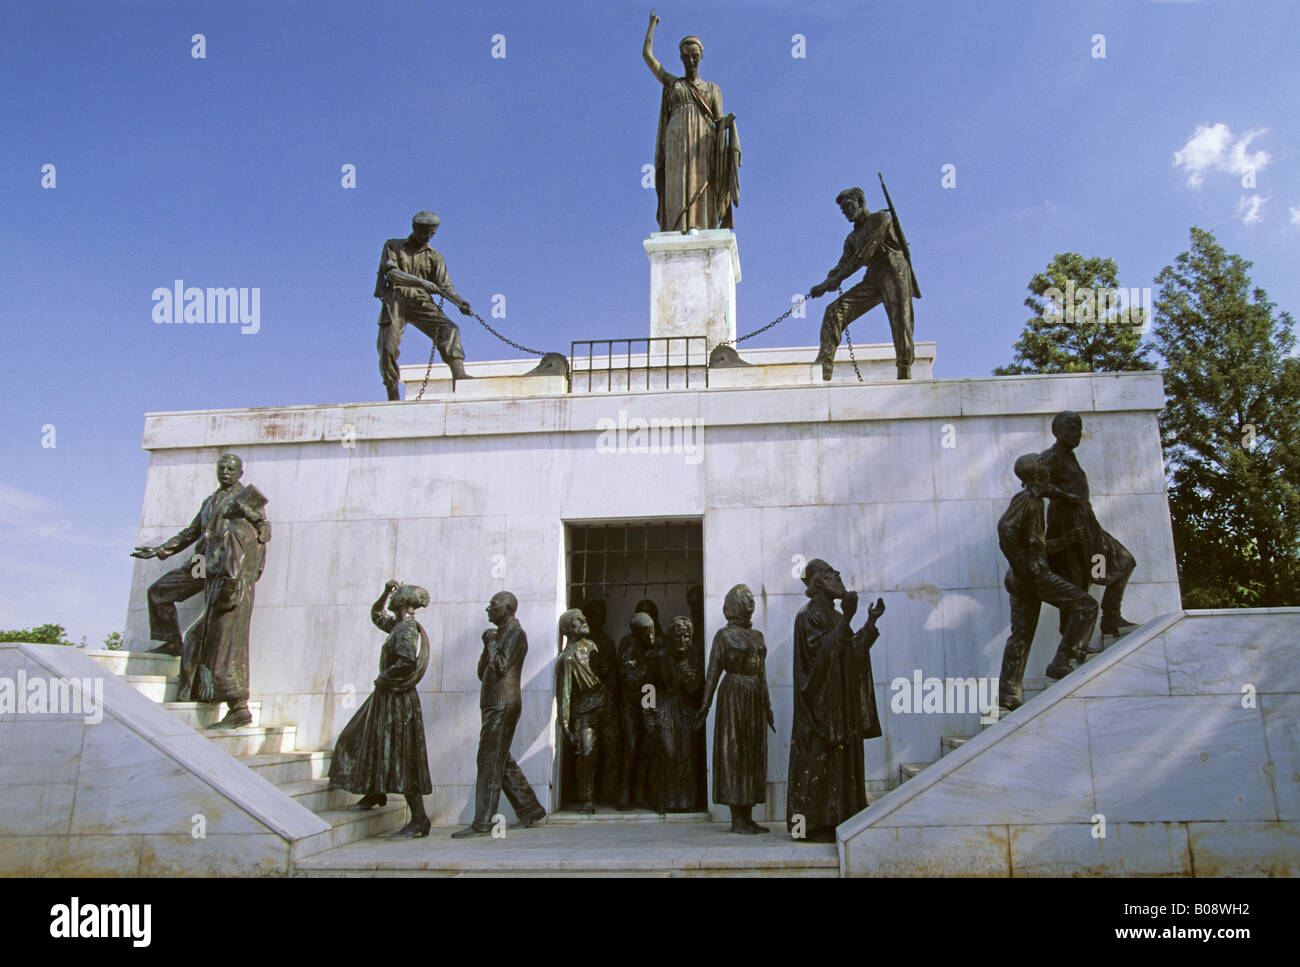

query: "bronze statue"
xmin=697 ymin=584 xmax=774 ymax=834
xmin=787 ymin=559 xmax=885 ymax=842
xmin=582 ymin=599 xmax=623 ymax=805
xmin=329 ymin=580 xmax=433 ymax=839
xmin=997 ymin=453 xmax=1099 ymax=711
xmin=452 ymin=591 xmax=547 ymax=838
xmin=1041 ymin=411 xmax=1138 ymax=641
xmin=649 ymin=615 xmax=704 ymax=812
xmin=556 ymin=608 xmax=609 ymax=814
xmin=642 ymin=10 xmax=740 ymax=233
xmin=809 ymin=185 xmax=920 ymax=381
xmin=374 ymin=210 xmax=474 ymax=399
xmin=616 ymin=612 xmax=656 ymax=810
xmin=131 ymin=453 xmax=269 ymax=729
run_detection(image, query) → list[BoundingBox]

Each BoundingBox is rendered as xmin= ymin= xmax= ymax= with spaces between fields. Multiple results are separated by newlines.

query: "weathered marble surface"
xmin=839 ymin=610 xmax=1300 ymax=876
xmin=0 ymin=642 xmax=329 ymax=876
xmin=129 ymin=372 xmax=1179 ymax=824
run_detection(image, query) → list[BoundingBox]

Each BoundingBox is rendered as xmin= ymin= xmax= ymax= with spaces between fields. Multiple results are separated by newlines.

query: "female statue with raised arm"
xmin=643 ymin=9 xmax=740 ymax=233
xmin=329 ymin=579 xmax=433 ymax=839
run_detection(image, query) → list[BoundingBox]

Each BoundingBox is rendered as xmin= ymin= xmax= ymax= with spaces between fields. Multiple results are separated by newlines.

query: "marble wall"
xmin=125 ymin=371 xmax=1180 ymax=824
xmin=839 ymin=609 xmax=1300 ymax=876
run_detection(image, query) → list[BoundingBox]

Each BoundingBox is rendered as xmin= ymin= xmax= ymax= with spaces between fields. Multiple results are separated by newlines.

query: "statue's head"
xmin=411 ymin=210 xmax=440 ymax=244
xmin=216 ymin=453 xmax=243 ymax=488
xmin=1013 ymin=453 xmax=1049 ymax=494
xmin=629 ymin=611 xmax=655 ymax=645
xmin=559 ymin=608 xmax=589 ymax=641
xmin=582 ymin=598 xmax=607 ymax=631
xmin=1051 ymin=410 xmax=1083 ymax=450
xmin=486 ymin=591 xmax=517 ymax=625
xmin=678 ymin=35 xmax=703 ymax=71
xmin=390 ymin=584 xmax=430 ymax=614
xmin=723 ymin=583 xmax=755 ymax=622
xmin=668 ymin=615 xmax=693 ymax=648
xmin=801 ymin=558 xmax=847 ymax=600
xmin=835 ymin=187 xmax=867 ymax=222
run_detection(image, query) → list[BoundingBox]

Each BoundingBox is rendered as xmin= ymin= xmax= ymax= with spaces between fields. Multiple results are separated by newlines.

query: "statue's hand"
xmin=841 ymin=591 xmax=859 ymax=620
xmin=384 ymin=578 xmax=400 ymax=592
xmin=767 ymin=707 xmax=776 ymax=732
xmin=130 ymin=545 xmax=158 ymax=559
xmin=648 ymin=10 xmax=660 ymax=29
xmin=868 ymin=597 xmax=886 ymax=621
xmin=457 ymin=301 xmax=472 ymax=316
xmin=810 ymin=282 xmax=829 ymax=298
xmin=563 ymin=728 xmax=577 ymax=746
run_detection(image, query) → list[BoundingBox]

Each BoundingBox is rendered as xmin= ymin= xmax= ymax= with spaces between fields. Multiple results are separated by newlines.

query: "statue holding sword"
xmin=374 ymin=210 xmax=474 ymax=399
xmin=809 ymin=176 xmax=921 ymax=381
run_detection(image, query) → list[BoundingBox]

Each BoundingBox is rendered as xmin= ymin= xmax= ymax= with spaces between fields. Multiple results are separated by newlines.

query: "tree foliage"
xmin=1152 ymin=227 xmax=1300 ymax=607
xmin=995 ymin=252 xmax=1155 ymax=375
xmin=0 ymin=623 xmax=74 ymax=645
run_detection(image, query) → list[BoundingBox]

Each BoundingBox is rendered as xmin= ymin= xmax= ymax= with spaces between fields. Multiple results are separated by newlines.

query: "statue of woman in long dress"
xmin=643 ymin=10 xmax=741 ymax=233
xmin=329 ymin=580 xmax=433 ymax=839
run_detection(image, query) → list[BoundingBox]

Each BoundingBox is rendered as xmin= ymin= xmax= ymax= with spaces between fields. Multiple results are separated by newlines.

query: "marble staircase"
xmin=88 ymin=649 xmax=408 ymax=855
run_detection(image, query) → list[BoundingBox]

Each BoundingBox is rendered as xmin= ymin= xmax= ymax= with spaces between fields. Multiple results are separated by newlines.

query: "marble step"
xmin=549 ymin=808 xmax=711 ymax=824
xmin=278 ymin=778 xmax=356 ymax=813
xmin=165 ymin=701 xmax=262 ymax=730
xmin=941 ymin=735 xmax=970 ymax=757
xmin=899 ymin=762 xmax=929 ymax=783
xmin=124 ymin=674 xmax=177 ymax=703
xmin=87 ymin=649 xmax=180 ymax=678
xmin=202 ymin=723 xmax=296 ymax=757
xmin=296 ymin=801 xmax=410 ymax=857
xmin=243 ymin=750 xmax=333 ymax=786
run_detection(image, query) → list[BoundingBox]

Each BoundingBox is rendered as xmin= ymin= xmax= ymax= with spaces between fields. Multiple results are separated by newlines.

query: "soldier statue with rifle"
xmin=374 ymin=210 xmax=475 ymax=399
xmin=809 ymin=176 xmax=921 ymax=381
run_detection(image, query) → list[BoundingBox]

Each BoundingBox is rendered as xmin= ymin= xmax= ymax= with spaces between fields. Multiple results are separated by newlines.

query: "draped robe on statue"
xmin=654 ymin=75 xmax=740 ymax=232
xmin=786 ymin=597 xmax=881 ymax=833
xmin=329 ymin=612 xmax=432 ymax=797
xmin=174 ymin=486 xmax=270 ymax=706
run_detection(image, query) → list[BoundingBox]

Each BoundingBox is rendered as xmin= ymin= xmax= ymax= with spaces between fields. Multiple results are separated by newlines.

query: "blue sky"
xmin=2 ymin=0 xmax=1297 ymax=644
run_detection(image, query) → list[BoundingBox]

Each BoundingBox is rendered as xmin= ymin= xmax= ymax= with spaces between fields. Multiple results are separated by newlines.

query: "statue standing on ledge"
xmin=1041 ymin=411 xmax=1139 ymax=641
xmin=329 ymin=580 xmax=433 ymax=839
xmin=452 ymin=591 xmax=547 ymax=838
xmin=131 ymin=452 xmax=270 ymax=729
xmin=643 ymin=10 xmax=740 ymax=233
xmin=649 ymin=615 xmax=704 ymax=812
xmin=697 ymin=584 xmax=774 ymax=834
xmin=556 ymin=608 xmax=610 ymax=814
xmin=616 ymin=612 xmax=656 ymax=810
xmin=374 ymin=210 xmax=474 ymax=399
xmin=787 ymin=559 xmax=885 ymax=843
xmin=809 ymin=185 xmax=920 ymax=382
xmin=997 ymin=453 xmax=1098 ymax=711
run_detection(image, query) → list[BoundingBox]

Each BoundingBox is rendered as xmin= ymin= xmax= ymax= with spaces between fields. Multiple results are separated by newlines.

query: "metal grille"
xmin=566 ymin=520 xmax=703 ymax=602
xmin=569 ymin=336 xmax=709 ymax=393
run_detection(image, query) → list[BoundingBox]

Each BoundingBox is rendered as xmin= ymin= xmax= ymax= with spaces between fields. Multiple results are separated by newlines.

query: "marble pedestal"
xmin=644 ymin=229 xmax=740 ymax=352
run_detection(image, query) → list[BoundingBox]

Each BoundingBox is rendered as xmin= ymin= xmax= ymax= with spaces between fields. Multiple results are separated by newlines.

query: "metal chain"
xmin=411 ymin=294 xmax=546 ymax=401
xmin=843 ymin=324 xmax=865 ymax=382
xmin=715 ymin=289 xmax=813 ymax=348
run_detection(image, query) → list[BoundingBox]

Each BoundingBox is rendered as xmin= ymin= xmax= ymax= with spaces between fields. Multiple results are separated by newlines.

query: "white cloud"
xmin=1290 ymin=206 xmax=1300 ymax=226
xmin=1173 ymin=123 xmax=1270 ymax=190
xmin=0 ymin=482 xmax=120 ymax=548
xmin=1235 ymin=195 xmax=1266 ymax=225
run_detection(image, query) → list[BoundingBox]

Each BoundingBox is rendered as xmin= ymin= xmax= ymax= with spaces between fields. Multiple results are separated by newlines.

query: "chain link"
xmin=715 ymin=289 xmax=812 ymax=348
xmin=410 ymin=293 xmax=547 ymax=401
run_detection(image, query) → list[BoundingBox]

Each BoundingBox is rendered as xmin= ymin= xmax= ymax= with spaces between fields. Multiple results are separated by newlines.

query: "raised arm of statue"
xmin=643 ymin=9 xmax=668 ymax=84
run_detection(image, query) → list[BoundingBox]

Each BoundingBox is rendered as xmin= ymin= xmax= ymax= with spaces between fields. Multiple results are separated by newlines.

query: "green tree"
xmin=995 ymin=252 xmax=1155 ymax=375
xmin=0 ymin=623 xmax=74 ymax=645
xmin=1152 ymin=227 xmax=1300 ymax=607
xmin=103 ymin=632 xmax=124 ymax=651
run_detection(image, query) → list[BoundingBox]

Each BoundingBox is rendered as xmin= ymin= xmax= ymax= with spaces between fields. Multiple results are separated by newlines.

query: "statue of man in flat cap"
xmin=374 ymin=210 xmax=474 ymax=399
